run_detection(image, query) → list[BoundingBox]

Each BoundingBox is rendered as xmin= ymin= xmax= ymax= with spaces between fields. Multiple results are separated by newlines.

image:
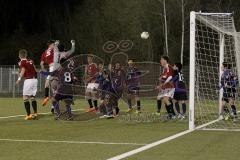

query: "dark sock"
xmin=66 ymin=105 xmax=71 ymax=114
xmin=88 ymin=99 xmax=93 ymax=108
xmin=175 ymin=102 xmax=180 ymax=114
xmin=137 ymin=100 xmax=141 ymax=110
xmin=128 ymin=98 xmax=132 ymax=108
xmin=31 ymin=100 xmax=37 ymax=113
xmin=45 ymin=87 xmax=49 ymax=97
xmin=93 ymin=100 xmax=98 ymax=109
xmin=157 ymin=100 xmax=161 ymax=113
xmin=231 ymin=105 xmax=237 ymax=115
xmin=223 ymin=106 xmax=230 ymax=113
xmin=168 ymin=101 xmax=175 ymax=116
xmin=165 ymin=104 xmax=171 ymax=114
xmin=24 ymin=100 xmax=31 ymax=116
xmin=182 ymin=103 xmax=187 ymax=114
xmin=116 ymin=106 xmax=120 ymax=115
xmin=53 ymin=101 xmax=60 ymax=114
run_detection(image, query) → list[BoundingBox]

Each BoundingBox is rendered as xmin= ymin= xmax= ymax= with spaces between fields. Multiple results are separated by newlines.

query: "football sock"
xmin=31 ymin=100 xmax=37 ymax=113
xmin=24 ymin=100 xmax=31 ymax=116
xmin=137 ymin=100 xmax=141 ymax=110
xmin=88 ymin=99 xmax=93 ymax=108
xmin=44 ymin=87 xmax=49 ymax=97
xmin=182 ymin=103 xmax=187 ymax=114
xmin=175 ymin=102 xmax=180 ymax=114
xmin=231 ymin=105 xmax=237 ymax=115
xmin=93 ymin=100 xmax=98 ymax=109
xmin=127 ymin=98 xmax=132 ymax=108
xmin=157 ymin=100 xmax=162 ymax=113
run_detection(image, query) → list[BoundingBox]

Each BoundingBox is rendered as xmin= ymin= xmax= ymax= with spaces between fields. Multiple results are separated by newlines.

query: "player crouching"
xmin=16 ymin=49 xmax=38 ymax=120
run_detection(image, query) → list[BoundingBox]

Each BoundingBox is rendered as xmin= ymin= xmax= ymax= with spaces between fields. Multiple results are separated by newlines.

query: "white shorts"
xmin=157 ymin=88 xmax=175 ymax=99
xmin=47 ymin=66 xmax=54 ymax=80
xmin=23 ymin=79 xmax=38 ymax=96
xmin=86 ymin=83 xmax=99 ymax=93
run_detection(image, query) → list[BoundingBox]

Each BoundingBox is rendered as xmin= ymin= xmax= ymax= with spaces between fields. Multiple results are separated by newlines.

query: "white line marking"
xmin=0 ymin=138 xmax=146 ymax=146
xmin=107 ymin=118 xmax=222 ymax=160
xmin=201 ymin=128 xmax=240 ymax=132
xmin=0 ymin=108 xmax=84 ymax=119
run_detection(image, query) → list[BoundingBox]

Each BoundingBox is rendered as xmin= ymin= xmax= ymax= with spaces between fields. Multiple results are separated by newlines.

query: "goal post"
xmin=189 ymin=11 xmax=240 ymax=131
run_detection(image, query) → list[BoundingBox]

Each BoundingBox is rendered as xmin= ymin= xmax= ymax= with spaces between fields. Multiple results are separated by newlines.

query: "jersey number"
xmin=64 ymin=72 xmax=71 ymax=82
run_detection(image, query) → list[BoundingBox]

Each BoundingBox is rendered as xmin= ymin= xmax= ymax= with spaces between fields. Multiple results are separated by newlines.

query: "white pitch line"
xmin=0 ymin=108 xmax=84 ymax=119
xmin=107 ymin=118 xmax=222 ymax=160
xmin=0 ymin=138 xmax=146 ymax=146
xmin=201 ymin=128 xmax=240 ymax=132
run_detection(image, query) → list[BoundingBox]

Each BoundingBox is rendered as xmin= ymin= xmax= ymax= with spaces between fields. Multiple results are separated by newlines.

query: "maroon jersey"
xmin=160 ymin=64 xmax=174 ymax=89
xmin=18 ymin=59 xmax=37 ymax=79
xmin=85 ymin=63 xmax=98 ymax=83
xmin=41 ymin=47 xmax=54 ymax=65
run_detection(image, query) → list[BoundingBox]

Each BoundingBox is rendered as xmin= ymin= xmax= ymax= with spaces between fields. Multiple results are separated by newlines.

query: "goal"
xmin=189 ymin=11 xmax=240 ymax=131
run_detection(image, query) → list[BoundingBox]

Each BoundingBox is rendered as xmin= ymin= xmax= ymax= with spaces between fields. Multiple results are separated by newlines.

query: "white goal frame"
xmin=189 ymin=11 xmax=239 ymax=130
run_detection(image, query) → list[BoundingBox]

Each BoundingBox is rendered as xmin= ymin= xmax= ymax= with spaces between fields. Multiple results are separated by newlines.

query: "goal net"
xmin=189 ymin=12 xmax=240 ymax=131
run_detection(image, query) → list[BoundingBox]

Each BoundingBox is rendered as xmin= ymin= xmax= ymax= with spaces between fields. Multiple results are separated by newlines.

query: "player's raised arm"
xmin=62 ymin=40 xmax=75 ymax=58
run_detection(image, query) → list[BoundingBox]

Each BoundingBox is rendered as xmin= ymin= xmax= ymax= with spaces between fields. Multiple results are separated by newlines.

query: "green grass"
xmin=0 ymin=98 xmax=239 ymax=160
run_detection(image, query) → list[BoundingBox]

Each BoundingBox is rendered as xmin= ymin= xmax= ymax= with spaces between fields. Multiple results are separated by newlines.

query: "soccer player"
xmin=172 ymin=63 xmax=187 ymax=119
xmin=40 ymin=40 xmax=75 ymax=113
xmin=40 ymin=40 xmax=55 ymax=107
xmin=110 ymin=62 xmax=125 ymax=115
xmin=85 ymin=54 xmax=99 ymax=112
xmin=16 ymin=49 xmax=38 ymax=120
xmin=156 ymin=55 xmax=175 ymax=119
xmin=41 ymin=57 xmax=76 ymax=120
xmin=220 ymin=62 xmax=238 ymax=121
xmin=126 ymin=59 xmax=141 ymax=114
xmin=98 ymin=70 xmax=116 ymax=118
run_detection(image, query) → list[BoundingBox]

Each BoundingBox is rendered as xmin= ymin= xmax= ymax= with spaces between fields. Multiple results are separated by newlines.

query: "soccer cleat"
xmin=99 ymin=115 xmax=107 ymax=119
xmin=42 ymin=97 xmax=50 ymax=106
xmin=135 ymin=110 xmax=141 ymax=114
xmin=224 ymin=113 xmax=230 ymax=120
xmin=177 ymin=114 xmax=182 ymax=119
xmin=153 ymin=112 xmax=161 ymax=116
xmin=85 ymin=107 xmax=95 ymax=113
xmin=126 ymin=108 xmax=134 ymax=113
xmin=24 ymin=115 xmax=33 ymax=120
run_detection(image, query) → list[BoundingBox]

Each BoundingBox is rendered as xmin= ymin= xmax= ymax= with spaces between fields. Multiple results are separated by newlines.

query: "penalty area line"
xmin=0 ymin=138 xmax=146 ymax=146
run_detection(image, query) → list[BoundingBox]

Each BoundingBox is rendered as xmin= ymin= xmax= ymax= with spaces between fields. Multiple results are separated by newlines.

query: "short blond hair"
xmin=19 ymin=49 xmax=28 ymax=58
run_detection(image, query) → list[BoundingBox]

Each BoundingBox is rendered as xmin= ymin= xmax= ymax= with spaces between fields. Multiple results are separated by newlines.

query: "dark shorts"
xmin=127 ymin=86 xmax=139 ymax=95
xmin=222 ymin=88 xmax=236 ymax=103
xmin=55 ymin=93 xmax=73 ymax=102
xmin=174 ymin=92 xmax=188 ymax=101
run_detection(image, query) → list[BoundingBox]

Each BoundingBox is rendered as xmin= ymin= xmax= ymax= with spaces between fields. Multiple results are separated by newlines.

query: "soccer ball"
xmin=141 ymin=32 xmax=149 ymax=39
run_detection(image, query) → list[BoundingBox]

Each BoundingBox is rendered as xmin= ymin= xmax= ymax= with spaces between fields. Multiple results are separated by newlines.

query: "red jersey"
xmin=85 ymin=63 xmax=98 ymax=83
xmin=41 ymin=47 xmax=54 ymax=65
xmin=18 ymin=59 xmax=37 ymax=79
xmin=160 ymin=64 xmax=174 ymax=89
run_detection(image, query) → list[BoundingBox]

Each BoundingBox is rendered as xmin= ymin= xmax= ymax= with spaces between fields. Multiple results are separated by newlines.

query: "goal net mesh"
xmin=193 ymin=13 xmax=240 ymax=130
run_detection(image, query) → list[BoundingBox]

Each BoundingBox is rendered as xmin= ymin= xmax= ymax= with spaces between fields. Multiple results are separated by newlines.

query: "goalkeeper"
xmin=220 ymin=62 xmax=238 ymax=121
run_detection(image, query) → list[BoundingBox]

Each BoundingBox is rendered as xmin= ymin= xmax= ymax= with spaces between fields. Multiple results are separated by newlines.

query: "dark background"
xmin=0 ymin=0 xmax=239 ymax=65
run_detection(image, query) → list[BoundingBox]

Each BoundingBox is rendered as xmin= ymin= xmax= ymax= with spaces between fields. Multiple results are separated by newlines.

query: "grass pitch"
xmin=0 ymin=98 xmax=239 ymax=160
